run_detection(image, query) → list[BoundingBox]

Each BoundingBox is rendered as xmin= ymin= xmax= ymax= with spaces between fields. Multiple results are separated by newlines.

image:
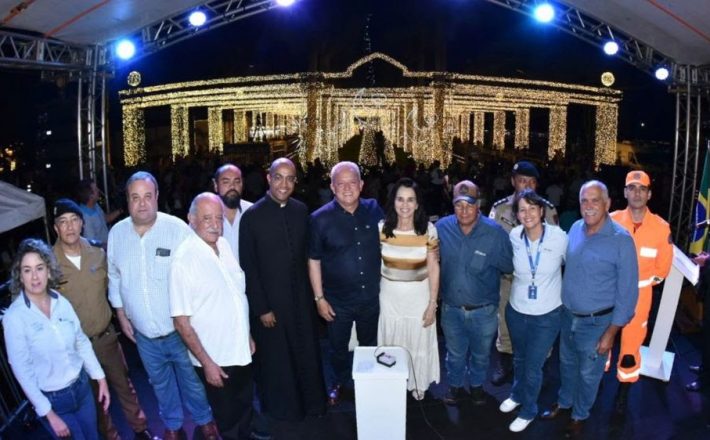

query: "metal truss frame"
xmin=481 ymin=0 xmax=710 ymax=88
xmin=0 ymin=29 xmax=102 ymax=70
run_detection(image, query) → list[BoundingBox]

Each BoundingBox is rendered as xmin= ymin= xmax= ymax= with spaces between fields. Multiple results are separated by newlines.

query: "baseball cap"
xmin=512 ymin=161 xmax=540 ymax=179
xmin=625 ymin=170 xmax=650 ymax=187
xmin=452 ymin=181 xmax=478 ymax=205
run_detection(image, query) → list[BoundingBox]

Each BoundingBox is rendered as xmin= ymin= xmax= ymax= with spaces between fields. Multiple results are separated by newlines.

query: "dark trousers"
xmin=327 ymin=298 xmax=380 ymax=386
xmin=195 ymin=364 xmax=253 ymax=440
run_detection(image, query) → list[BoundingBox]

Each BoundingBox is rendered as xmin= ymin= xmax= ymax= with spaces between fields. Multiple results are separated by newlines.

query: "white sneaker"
xmin=509 ymin=417 xmax=533 ymax=432
xmin=499 ymin=397 xmax=521 ymax=413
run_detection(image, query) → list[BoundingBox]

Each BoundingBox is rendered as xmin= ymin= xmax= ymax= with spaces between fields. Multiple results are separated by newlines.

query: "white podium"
xmin=352 ymin=346 xmax=409 ymax=440
xmin=640 ymin=245 xmax=699 ymax=381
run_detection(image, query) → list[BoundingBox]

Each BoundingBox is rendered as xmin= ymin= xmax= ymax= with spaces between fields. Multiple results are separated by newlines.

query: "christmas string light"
xmin=595 ymin=104 xmax=618 ymax=169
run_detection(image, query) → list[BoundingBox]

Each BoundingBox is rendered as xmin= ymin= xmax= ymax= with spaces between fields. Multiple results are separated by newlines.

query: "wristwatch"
xmin=314 ymin=295 xmax=324 ymax=302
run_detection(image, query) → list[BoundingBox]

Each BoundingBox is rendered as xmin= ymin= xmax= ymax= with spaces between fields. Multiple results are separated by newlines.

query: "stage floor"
xmin=7 ymin=326 xmax=710 ymax=440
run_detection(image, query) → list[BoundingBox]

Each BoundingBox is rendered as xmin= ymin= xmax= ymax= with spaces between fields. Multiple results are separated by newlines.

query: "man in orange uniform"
xmin=610 ymin=170 xmax=673 ymax=413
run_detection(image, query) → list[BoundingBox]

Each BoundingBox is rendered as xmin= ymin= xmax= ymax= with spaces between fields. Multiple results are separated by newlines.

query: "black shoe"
xmin=540 ymin=403 xmax=571 ymax=420
xmin=470 ymin=386 xmax=487 ymax=406
xmin=491 ymin=353 xmax=513 ymax=386
xmin=690 ymin=364 xmax=704 ymax=374
xmin=564 ymin=420 xmax=585 ymax=438
xmin=442 ymin=386 xmax=468 ymax=405
xmin=249 ymin=431 xmax=273 ymax=440
xmin=134 ymin=429 xmax=161 ymax=440
xmin=686 ymin=379 xmax=706 ymax=392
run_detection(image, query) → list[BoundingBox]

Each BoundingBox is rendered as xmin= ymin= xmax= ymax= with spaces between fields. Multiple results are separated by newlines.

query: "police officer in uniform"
xmin=489 ymin=161 xmax=558 ymax=385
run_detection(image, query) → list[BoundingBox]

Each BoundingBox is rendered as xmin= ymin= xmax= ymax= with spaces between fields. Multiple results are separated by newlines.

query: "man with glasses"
xmin=609 ymin=171 xmax=673 ymax=412
xmin=240 ymin=158 xmax=326 ymax=421
xmin=436 ymin=181 xmax=513 ymax=406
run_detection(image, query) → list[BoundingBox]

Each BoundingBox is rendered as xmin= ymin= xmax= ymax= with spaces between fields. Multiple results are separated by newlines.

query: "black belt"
xmin=461 ymin=304 xmax=490 ymax=311
xmin=571 ymin=306 xmax=614 ymax=318
xmin=89 ymin=324 xmax=113 ymax=342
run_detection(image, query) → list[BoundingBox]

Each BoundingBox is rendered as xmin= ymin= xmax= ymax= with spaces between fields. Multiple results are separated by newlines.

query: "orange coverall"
xmin=610 ymin=207 xmax=674 ymax=382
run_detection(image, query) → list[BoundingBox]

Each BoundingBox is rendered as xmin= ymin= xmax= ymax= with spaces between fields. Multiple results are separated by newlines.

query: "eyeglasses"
xmin=272 ymin=173 xmax=297 ymax=184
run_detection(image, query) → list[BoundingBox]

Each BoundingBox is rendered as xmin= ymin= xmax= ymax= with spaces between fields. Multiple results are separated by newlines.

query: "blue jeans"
xmin=328 ymin=297 xmax=379 ymax=386
xmin=441 ymin=303 xmax=498 ymax=387
xmin=506 ymin=304 xmax=562 ymax=420
xmin=558 ymin=306 xmax=612 ymax=421
xmin=135 ymin=331 xmax=213 ymax=430
xmin=40 ymin=370 xmax=98 ymax=440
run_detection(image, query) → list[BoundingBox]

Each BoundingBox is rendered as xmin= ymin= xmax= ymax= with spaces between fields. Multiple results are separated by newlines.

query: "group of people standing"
xmin=2 ymin=155 xmax=675 ymax=440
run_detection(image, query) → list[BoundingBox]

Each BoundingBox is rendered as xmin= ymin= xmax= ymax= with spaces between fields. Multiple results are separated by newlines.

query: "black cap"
xmin=512 ymin=161 xmax=540 ymax=179
xmin=53 ymin=198 xmax=83 ymax=222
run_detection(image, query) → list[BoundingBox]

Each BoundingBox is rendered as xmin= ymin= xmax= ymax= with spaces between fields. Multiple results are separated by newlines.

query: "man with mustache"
xmin=213 ymin=164 xmax=253 ymax=259
xmin=170 ymin=193 xmax=256 ymax=440
xmin=541 ymin=180 xmax=638 ymax=438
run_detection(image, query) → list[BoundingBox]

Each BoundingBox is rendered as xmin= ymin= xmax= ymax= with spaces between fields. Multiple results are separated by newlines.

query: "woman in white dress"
xmin=377 ymin=177 xmax=440 ymax=400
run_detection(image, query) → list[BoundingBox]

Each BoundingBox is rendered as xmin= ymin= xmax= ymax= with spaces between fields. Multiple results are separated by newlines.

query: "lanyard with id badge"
xmin=523 ymin=226 xmax=545 ymax=300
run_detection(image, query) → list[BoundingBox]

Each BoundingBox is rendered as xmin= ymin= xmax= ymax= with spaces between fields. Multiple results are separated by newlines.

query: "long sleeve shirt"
xmin=562 ymin=217 xmax=639 ymax=326
xmin=107 ymin=212 xmax=191 ymax=338
xmin=436 ymin=214 xmax=514 ymax=307
xmin=3 ymin=290 xmax=105 ymax=417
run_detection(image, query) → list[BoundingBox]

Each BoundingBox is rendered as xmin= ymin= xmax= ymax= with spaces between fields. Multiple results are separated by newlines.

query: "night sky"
xmin=0 ymin=0 xmax=674 ymax=149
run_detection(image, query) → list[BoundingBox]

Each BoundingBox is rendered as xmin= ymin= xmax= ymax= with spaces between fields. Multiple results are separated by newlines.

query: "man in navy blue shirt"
xmin=541 ymin=180 xmax=638 ymax=438
xmin=436 ymin=180 xmax=513 ymax=406
xmin=308 ymin=161 xmax=384 ymax=406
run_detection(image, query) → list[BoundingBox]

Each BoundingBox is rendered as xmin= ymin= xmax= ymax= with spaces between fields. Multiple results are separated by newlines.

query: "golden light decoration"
xmin=127 ymin=71 xmax=142 ymax=87
xmin=122 ymin=106 xmax=145 ymax=166
xmin=601 ymin=72 xmax=615 ymax=87
xmin=595 ymin=104 xmax=618 ymax=169
xmin=119 ymin=52 xmax=621 ymax=167
xmin=170 ymin=106 xmax=189 ymax=159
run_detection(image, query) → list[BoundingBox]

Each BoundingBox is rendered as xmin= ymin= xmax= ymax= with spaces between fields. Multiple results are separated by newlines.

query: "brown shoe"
xmin=564 ymin=419 xmax=585 ymax=438
xmin=540 ymin=403 xmax=571 ymax=420
xmin=199 ymin=421 xmax=220 ymax=440
xmin=163 ymin=428 xmax=186 ymax=440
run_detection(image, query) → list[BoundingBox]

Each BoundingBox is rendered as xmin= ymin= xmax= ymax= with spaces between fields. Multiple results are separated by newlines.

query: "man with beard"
xmin=213 ymin=164 xmax=253 ymax=259
xmin=239 ymin=158 xmax=326 ymax=422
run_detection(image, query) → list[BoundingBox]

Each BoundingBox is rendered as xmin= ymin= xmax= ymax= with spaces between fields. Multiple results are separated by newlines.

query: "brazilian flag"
xmin=690 ymin=146 xmax=709 ymax=255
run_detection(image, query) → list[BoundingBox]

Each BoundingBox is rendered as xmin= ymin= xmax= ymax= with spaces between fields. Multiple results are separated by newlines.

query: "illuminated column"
xmin=493 ymin=111 xmax=506 ymax=150
xmin=234 ymin=110 xmax=247 ymax=142
xmin=208 ymin=108 xmax=223 ymax=153
xmin=548 ymin=106 xmax=567 ymax=160
xmin=305 ymin=86 xmax=319 ymax=162
xmin=461 ymin=112 xmax=471 ymax=143
xmin=433 ymin=84 xmax=445 ymax=164
xmin=514 ymin=108 xmax=530 ymax=149
xmin=122 ymin=106 xmax=145 ymax=166
xmin=398 ymin=106 xmax=406 ymax=151
xmin=473 ymin=111 xmax=485 ymax=145
xmin=405 ymin=101 xmax=414 ymax=153
xmin=595 ymin=104 xmax=618 ymax=168
xmin=170 ymin=105 xmax=189 ymax=160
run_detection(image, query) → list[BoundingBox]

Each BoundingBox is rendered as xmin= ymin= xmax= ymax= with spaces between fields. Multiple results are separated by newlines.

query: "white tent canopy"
xmin=0 ymin=181 xmax=46 ymax=234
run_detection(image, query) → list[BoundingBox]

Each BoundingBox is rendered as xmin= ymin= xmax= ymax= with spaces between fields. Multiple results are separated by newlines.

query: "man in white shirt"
xmin=171 ymin=193 xmax=255 ymax=440
xmin=107 ymin=171 xmax=217 ymax=440
xmin=213 ymin=164 xmax=253 ymax=259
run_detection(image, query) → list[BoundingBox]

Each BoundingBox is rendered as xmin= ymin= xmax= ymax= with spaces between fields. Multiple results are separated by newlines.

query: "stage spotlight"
xmin=533 ymin=3 xmax=555 ymax=23
xmin=276 ymin=0 xmax=295 ymax=6
xmin=115 ymin=40 xmax=136 ymax=60
xmin=603 ymin=41 xmax=619 ymax=56
xmin=655 ymin=67 xmax=670 ymax=80
xmin=189 ymin=10 xmax=207 ymax=27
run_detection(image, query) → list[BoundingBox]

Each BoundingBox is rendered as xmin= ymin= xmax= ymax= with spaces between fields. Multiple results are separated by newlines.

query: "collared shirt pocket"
xmin=153 ymin=254 xmax=171 ymax=280
xmin=468 ymin=249 xmax=488 ymax=273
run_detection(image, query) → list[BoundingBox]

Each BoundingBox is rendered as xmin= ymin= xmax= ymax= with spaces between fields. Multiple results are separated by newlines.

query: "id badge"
xmin=528 ymin=284 xmax=537 ymax=300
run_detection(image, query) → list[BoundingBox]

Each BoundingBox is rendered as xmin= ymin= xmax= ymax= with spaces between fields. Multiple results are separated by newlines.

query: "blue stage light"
xmin=603 ymin=41 xmax=619 ymax=56
xmin=189 ymin=10 xmax=207 ymax=27
xmin=276 ymin=0 xmax=295 ymax=6
xmin=533 ymin=3 xmax=555 ymax=23
xmin=115 ymin=40 xmax=136 ymax=60
xmin=655 ymin=67 xmax=670 ymax=81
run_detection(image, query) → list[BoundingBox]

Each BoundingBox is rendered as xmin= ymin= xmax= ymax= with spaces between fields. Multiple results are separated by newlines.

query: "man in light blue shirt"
xmin=108 ymin=171 xmax=218 ymax=440
xmin=541 ymin=180 xmax=638 ymax=438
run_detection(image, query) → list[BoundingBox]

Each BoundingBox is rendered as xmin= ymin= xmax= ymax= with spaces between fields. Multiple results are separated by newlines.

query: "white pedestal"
xmin=352 ymin=346 xmax=409 ymax=440
xmin=640 ymin=245 xmax=699 ymax=381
